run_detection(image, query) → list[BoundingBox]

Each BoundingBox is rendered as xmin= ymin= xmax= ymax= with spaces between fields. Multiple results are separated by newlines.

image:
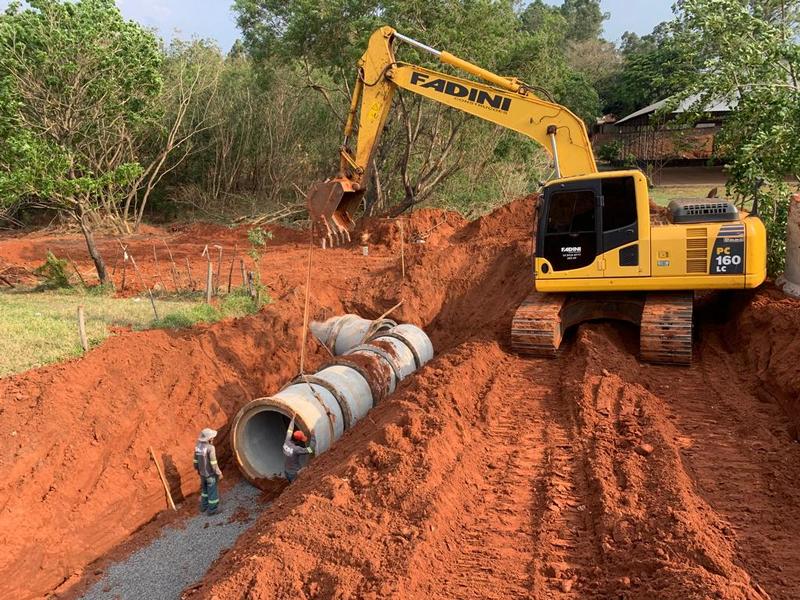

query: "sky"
xmin=0 ymin=1 xmax=677 ymax=53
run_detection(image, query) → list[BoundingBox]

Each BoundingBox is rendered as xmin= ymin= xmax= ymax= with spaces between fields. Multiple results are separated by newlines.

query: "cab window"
xmin=546 ymin=190 xmax=596 ymax=234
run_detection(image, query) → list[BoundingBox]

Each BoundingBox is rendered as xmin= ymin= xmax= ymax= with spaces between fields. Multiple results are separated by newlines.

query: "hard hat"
xmin=292 ymin=430 xmax=308 ymax=443
xmin=199 ymin=428 xmax=218 ymax=442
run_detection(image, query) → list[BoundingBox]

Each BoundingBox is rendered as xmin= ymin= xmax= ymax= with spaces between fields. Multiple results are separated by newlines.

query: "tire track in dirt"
xmin=399 ymin=351 xmax=604 ymax=599
xmin=643 ymin=331 xmax=800 ymax=599
xmin=402 ymin=355 xmax=552 ymax=599
xmin=528 ymin=364 xmax=601 ymax=598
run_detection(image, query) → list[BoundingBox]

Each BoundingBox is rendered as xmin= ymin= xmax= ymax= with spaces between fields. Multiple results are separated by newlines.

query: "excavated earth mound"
xmin=3 ymin=196 xmax=800 ymax=599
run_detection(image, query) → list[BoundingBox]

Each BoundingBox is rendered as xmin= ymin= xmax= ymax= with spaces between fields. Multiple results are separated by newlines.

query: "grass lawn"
xmin=649 ymin=185 xmax=720 ymax=206
xmin=0 ymin=288 xmax=263 ymax=377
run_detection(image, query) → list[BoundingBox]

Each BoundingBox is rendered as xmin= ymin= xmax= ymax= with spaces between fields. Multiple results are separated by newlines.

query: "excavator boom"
xmin=307 ymin=26 xmax=596 ymax=246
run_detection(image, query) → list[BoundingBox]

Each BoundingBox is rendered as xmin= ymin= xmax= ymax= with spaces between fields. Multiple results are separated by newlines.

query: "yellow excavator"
xmin=307 ymin=27 xmax=767 ymax=365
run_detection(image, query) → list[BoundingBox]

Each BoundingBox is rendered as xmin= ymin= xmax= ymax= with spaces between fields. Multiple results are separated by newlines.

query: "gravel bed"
xmin=80 ymin=481 xmax=261 ymax=600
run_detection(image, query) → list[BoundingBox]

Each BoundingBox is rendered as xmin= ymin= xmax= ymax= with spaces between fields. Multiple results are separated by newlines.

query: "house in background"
xmin=592 ymin=95 xmax=736 ymax=164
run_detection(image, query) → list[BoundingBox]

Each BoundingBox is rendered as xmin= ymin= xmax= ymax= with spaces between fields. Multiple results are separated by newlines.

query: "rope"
xmin=299 ymin=228 xmax=315 ymax=375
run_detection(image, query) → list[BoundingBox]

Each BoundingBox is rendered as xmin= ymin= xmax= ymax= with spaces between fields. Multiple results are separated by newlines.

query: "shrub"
xmin=34 ymin=252 xmax=72 ymax=290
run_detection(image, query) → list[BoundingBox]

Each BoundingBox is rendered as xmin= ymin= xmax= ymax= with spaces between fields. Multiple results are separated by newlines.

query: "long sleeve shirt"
xmin=283 ymin=425 xmax=313 ymax=476
xmin=194 ymin=441 xmax=222 ymax=478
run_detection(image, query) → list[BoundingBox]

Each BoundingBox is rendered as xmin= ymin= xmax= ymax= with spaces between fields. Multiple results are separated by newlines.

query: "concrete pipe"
xmin=373 ymin=323 xmax=435 ymax=368
xmin=310 ymin=314 xmax=396 ymax=355
xmin=232 ymin=364 xmax=372 ymax=481
xmin=778 ymin=194 xmax=800 ymax=298
xmin=349 ymin=337 xmax=417 ymax=382
xmin=231 ymin=318 xmax=434 ymax=484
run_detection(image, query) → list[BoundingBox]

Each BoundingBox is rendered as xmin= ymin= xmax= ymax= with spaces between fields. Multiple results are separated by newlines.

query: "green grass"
xmin=649 ymin=185 xmax=720 ymax=206
xmin=0 ymin=287 xmax=269 ymax=377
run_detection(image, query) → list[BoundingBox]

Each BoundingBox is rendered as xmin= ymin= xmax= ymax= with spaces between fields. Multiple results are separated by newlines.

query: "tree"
xmin=123 ymin=39 xmax=222 ymax=231
xmin=559 ymin=0 xmax=609 ymax=42
xmin=0 ymin=0 xmax=162 ymax=282
xmin=602 ymin=22 xmax=693 ymax=116
xmin=671 ymin=0 xmax=800 ymax=274
xmin=233 ymin=0 xmax=543 ymax=215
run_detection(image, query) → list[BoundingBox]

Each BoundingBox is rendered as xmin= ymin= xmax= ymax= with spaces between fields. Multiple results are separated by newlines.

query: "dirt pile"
xmin=0 ymin=305 xmax=327 ymax=600
xmin=5 ymin=194 xmax=800 ymax=599
xmin=347 ymin=196 xmax=537 ymax=349
xmin=726 ymin=288 xmax=800 ymax=436
xmin=192 ymin=314 xmax=798 ymax=599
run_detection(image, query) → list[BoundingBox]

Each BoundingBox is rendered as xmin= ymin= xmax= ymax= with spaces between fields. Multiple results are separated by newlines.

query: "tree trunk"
xmin=78 ymin=213 xmax=108 ymax=284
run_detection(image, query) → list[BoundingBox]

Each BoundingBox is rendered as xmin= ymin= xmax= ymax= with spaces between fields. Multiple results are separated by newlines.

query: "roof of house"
xmin=615 ymin=94 xmax=736 ymax=125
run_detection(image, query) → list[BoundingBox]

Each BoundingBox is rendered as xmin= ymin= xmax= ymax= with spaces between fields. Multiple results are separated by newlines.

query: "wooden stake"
xmin=227 ymin=247 xmax=237 ymax=294
xmin=184 ymin=257 xmax=195 ymax=290
xmin=120 ymin=249 xmax=128 ymax=292
xmin=133 ymin=256 xmax=159 ymax=319
xmin=240 ymin=258 xmax=246 ymax=288
xmin=214 ymin=245 xmax=223 ymax=295
xmin=77 ymin=305 xmax=89 ymax=353
xmin=376 ymin=300 xmax=404 ymax=322
xmin=299 ymin=230 xmax=315 ymax=375
xmin=149 ymin=446 xmax=176 ymax=511
xmin=152 ymin=244 xmax=166 ymax=292
xmin=162 ymin=240 xmax=181 ymax=292
xmin=399 ymin=218 xmax=406 ymax=280
xmin=206 ymin=261 xmax=213 ymax=303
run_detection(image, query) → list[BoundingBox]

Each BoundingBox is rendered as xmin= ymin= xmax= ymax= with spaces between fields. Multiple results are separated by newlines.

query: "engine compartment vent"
xmin=668 ymin=199 xmax=739 ymax=224
xmin=686 ymin=227 xmax=708 ymax=274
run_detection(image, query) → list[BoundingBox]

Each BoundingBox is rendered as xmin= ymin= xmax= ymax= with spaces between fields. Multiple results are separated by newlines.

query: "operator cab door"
xmin=538 ymin=180 xmax=604 ymax=278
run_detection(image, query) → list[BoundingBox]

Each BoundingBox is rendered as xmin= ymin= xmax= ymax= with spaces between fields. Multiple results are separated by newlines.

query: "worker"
xmin=194 ymin=428 xmax=223 ymax=515
xmin=282 ymin=414 xmax=314 ymax=483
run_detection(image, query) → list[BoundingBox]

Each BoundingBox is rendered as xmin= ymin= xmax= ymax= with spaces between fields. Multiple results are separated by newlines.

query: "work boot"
xmin=207 ymin=507 xmax=221 ymax=516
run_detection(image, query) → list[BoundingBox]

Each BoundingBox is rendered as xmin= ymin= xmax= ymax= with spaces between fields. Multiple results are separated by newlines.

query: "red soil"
xmin=2 ymin=197 xmax=800 ymax=599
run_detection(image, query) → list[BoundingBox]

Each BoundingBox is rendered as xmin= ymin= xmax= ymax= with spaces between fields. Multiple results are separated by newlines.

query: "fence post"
xmin=77 ymin=305 xmax=89 ymax=353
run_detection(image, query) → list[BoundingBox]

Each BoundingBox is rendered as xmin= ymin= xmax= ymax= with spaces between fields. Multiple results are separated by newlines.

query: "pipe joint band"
xmin=294 ymin=374 xmax=355 ymax=430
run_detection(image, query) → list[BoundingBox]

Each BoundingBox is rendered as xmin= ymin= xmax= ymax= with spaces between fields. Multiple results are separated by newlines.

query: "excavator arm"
xmin=308 ymin=26 xmax=597 ymax=246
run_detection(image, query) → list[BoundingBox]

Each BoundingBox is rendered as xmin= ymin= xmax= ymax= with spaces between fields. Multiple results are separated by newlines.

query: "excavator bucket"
xmin=306 ymin=177 xmax=365 ymax=247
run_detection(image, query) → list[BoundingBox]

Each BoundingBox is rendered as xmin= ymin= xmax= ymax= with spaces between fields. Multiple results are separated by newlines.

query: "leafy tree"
xmin=0 ymin=0 xmax=162 ymax=282
xmin=671 ymin=0 xmax=800 ymax=274
xmin=232 ymin=0 xmax=548 ymax=214
xmin=520 ymin=0 xmax=607 ymax=43
xmin=603 ymin=22 xmax=693 ymax=116
xmin=559 ymin=0 xmax=609 ymax=42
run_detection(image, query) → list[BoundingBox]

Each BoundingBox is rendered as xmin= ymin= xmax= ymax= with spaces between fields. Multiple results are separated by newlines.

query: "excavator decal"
xmin=710 ymin=224 xmax=746 ymax=274
xmin=409 ymin=72 xmax=512 ymax=112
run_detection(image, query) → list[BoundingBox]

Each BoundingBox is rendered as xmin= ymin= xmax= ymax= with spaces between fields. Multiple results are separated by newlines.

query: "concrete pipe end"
xmin=777 ymin=276 xmax=800 ymax=299
xmin=231 ymin=397 xmax=311 ymax=484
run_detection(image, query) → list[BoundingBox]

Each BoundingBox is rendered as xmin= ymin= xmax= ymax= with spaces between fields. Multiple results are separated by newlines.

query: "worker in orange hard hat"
xmin=282 ymin=414 xmax=314 ymax=483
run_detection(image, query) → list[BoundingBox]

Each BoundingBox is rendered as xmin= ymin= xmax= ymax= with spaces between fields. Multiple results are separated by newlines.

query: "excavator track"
xmin=640 ymin=292 xmax=694 ymax=365
xmin=512 ymin=291 xmax=694 ymax=366
xmin=511 ymin=292 xmax=568 ymax=357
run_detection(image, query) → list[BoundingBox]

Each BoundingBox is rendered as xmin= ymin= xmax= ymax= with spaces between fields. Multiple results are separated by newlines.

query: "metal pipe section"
xmin=393 ymin=31 xmax=442 ymax=57
xmin=779 ymin=194 xmax=800 ymax=298
xmin=231 ymin=320 xmax=434 ymax=483
xmin=547 ymin=125 xmax=562 ymax=179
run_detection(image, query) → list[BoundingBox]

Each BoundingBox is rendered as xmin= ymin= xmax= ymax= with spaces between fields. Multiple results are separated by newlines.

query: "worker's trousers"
xmin=200 ymin=475 xmax=220 ymax=512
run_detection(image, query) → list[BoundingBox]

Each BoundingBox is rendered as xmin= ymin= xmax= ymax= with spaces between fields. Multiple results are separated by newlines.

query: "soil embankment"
xmin=2 ymin=197 xmax=800 ymax=599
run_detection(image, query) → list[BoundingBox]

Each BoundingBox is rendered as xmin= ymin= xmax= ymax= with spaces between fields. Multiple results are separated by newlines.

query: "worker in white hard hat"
xmin=194 ymin=428 xmax=223 ymax=515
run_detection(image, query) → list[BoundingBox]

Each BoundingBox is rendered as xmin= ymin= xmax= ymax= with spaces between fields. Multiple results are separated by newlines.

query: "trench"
xmin=4 ymin=197 xmax=800 ymax=599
